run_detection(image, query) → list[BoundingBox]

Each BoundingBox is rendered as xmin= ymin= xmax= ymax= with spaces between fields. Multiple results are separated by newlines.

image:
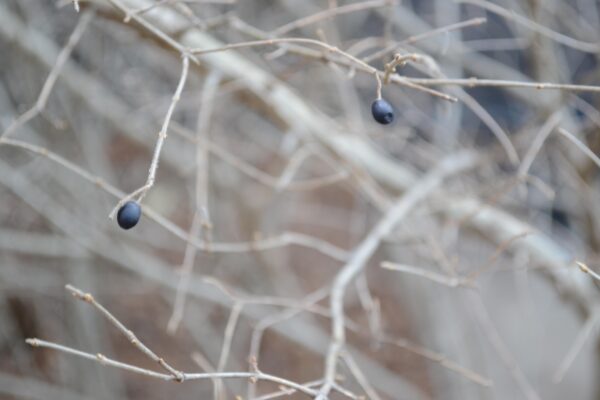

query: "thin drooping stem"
xmin=1 ymin=137 xmax=352 ymax=261
xmin=109 ymin=55 xmax=189 ymax=218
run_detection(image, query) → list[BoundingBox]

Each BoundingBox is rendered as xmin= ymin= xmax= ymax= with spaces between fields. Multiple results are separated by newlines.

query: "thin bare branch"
xmin=316 ymin=151 xmax=479 ymax=399
xmin=65 ymin=284 xmax=185 ymax=381
xmin=1 ymin=9 xmax=94 ymax=139
xmin=26 ymin=339 xmax=318 ymax=396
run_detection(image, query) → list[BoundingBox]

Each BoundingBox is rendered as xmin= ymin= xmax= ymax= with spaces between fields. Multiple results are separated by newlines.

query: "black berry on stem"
xmin=117 ymin=201 xmax=142 ymax=230
xmin=371 ymin=98 xmax=394 ymax=125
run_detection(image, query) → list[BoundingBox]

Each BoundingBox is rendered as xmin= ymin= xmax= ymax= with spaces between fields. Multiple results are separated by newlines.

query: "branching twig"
xmin=190 ymin=37 xmax=458 ymax=102
xmin=1 ymin=9 xmax=94 ymax=139
xmin=0 ymin=138 xmax=350 ymax=261
xmin=316 ymin=151 xmax=479 ymax=399
xmin=64 ymin=284 xmax=185 ymax=381
xmin=25 ymin=339 xmax=318 ymax=396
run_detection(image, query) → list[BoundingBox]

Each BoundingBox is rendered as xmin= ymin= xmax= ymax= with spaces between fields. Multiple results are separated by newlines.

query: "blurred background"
xmin=1 ymin=0 xmax=600 ymax=399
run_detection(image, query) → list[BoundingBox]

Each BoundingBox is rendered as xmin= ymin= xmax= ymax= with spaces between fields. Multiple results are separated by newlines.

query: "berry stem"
xmin=109 ymin=55 xmax=189 ymax=218
xmin=375 ymin=73 xmax=383 ymax=100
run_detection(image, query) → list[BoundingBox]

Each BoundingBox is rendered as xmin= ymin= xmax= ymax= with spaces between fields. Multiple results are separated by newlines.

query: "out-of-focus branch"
xmin=65 ymin=284 xmax=185 ymax=381
xmin=1 ymin=9 xmax=94 ymax=139
xmin=25 ymin=339 xmax=322 ymax=397
xmin=316 ymin=151 xmax=479 ymax=399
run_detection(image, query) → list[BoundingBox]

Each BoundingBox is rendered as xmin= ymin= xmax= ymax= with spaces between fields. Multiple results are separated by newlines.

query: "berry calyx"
xmin=117 ymin=201 xmax=142 ymax=230
xmin=371 ymin=98 xmax=394 ymax=125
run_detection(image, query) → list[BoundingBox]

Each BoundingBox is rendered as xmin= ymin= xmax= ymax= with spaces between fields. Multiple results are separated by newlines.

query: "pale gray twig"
xmin=457 ymin=0 xmax=600 ymax=53
xmin=558 ymin=128 xmax=600 ymax=170
xmin=25 ymin=339 xmax=318 ymax=396
xmin=341 ymin=351 xmax=383 ymax=400
xmin=110 ymin=55 xmax=190 ymax=217
xmin=576 ymin=261 xmax=600 ymax=282
xmin=469 ymin=292 xmax=541 ymax=400
xmin=316 ymin=151 xmax=479 ymax=399
xmin=215 ymin=302 xmax=243 ymax=399
xmin=381 ymin=261 xmax=473 ymax=288
xmin=1 ymin=9 xmax=94 ymax=139
xmin=553 ymin=308 xmax=600 ymax=382
xmin=64 ymin=284 xmax=185 ymax=381
xmin=271 ymin=0 xmax=391 ymax=36
xmin=167 ymin=70 xmax=221 ymax=334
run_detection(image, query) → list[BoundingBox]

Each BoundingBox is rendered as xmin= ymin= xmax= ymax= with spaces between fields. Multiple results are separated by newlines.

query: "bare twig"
xmin=576 ymin=261 xmax=600 ymax=282
xmin=0 ymin=138 xmax=350 ymax=261
xmin=64 ymin=284 xmax=185 ymax=381
xmin=106 ymin=0 xmax=196 ymax=60
xmin=109 ymin=55 xmax=190 ymax=217
xmin=553 ymin=308 xmax=600 ymax=382
xmin=1 ymin=9 xmax=94 ymax=139
xmin=25 ymin=339 xmax=318 ymax=396
xmin=381 ymin=261 xmax=473 ymax=288
xmin=362 ymin=17 xmax=487 ymax=62
xmin=558 ymin=128 xmax=600 ymax=170
xmin=316 ymin=151 xmax=478 ymax=399
xmin=399 ymin=77 xmax=600 ymax=93
xmin=518 ymin=112 xmax=562 ymax=183
xmin=190 ymin=37 xmax=458 ymax=102
xmin=167 ymin=70 xmax=221 ymax=334
xmin=469 ymin=292 xmax=541 ymax=400
xmin=341 ymin=351 xmax=383 ymax=400
xmin=271 ymin=0 xmax=391 ymax=36
xmin=457 ymin=0 xmax=600 ymax=53
xmin=215 ymin=302 xmax=243 ymax=399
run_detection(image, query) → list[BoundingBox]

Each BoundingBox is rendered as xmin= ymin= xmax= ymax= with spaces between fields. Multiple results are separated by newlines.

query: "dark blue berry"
xmin=117 ymin=201 xmax=142 ymax=230
xmin=371 ymin=98 xmax=394 ymax=124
